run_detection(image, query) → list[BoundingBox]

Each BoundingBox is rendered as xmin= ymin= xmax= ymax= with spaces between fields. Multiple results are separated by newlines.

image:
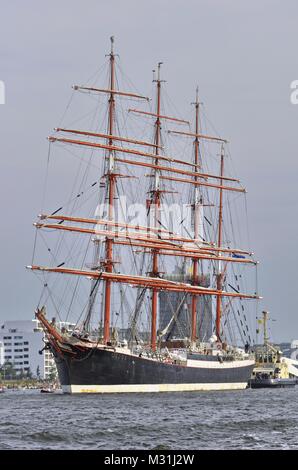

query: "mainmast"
xmin=151 ymin=62 xmax=163 ymax=351
xmin=103 ymin=36 xmax=116 ymax=344
xmin=215 ymin=145 xmax=225 ymax=340
xmin=191 ymin=87 xmax=201 ymax=344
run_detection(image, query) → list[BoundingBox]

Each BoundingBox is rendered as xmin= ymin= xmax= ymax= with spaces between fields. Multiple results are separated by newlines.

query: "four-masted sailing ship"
xmin=28 ymin=37 xmax=260 ymax=393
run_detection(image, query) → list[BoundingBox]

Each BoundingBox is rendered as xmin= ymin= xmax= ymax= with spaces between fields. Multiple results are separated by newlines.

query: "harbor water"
xmin=0 ymin=388 xmax=297 ymax=450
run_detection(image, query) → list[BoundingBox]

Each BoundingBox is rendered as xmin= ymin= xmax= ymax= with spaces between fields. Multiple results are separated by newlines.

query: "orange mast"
xmin=103 ymin=36 xmax=116 ymax=344
xmin=150 ymin=63 xmax=163 ymax=351
xmin=191 ymin=88 xmax=200 ymax=343
xmin=215 ymin=145 xmax=225 ymax=339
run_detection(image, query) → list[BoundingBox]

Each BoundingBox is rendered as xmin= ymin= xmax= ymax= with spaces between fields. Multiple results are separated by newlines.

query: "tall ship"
xmin=28 ymin=38 xmax=260 ymax=393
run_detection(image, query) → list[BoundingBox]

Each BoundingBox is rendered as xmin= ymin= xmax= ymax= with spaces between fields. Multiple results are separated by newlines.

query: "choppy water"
xmin=0 ymin=388 xmax=298 ymax=450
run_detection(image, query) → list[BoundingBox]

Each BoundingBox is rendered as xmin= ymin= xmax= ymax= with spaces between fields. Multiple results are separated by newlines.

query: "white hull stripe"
xmin=186 ymin=359 xmax=254 ymax=369
xmin=62 ymin=382 xmax=248 ymax=394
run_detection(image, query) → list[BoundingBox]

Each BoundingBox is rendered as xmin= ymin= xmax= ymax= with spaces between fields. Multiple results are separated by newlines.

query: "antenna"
xmin=153 ymin=62 xmax=166 ymax=83
xmin=110 ymin=36 xmax=114 ymax=54
xmin=191 ymin=85 xmax=203 ymax=108
xmin=158 ymin=62 xmax=163 ymax=81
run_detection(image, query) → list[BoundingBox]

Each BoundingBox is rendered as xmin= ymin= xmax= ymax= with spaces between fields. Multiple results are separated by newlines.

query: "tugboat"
xmin=249 ymin=311 xmax=296 ymax=389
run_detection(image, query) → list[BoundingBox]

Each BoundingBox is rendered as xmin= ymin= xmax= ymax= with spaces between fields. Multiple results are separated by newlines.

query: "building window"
xmin=14 ymin=362 xmax=23 ymax=365
xmin=9 ymin=329 xmax=17 ymax=333
xmin=24 ymin=361 xmax=29 ymax=365
xmin=24 ymin=341 xmax=29 ymax=345
xmin=4 ymin=342 xmax=12 ymax=346
xmin=5 ymin=349 xmax=12 ymax=352
xmin=15 ymin=355 xmax=23 ymax=359
xmin=14 ymin=336 xmax=23 ymax=340
xmin=24 ymin=348 xmax=29 ymax=352
xmin=14 ymin=349 xmax=23 ymax=352
xmin=24 ymin=354 xmax=29 ymax=358
xmin=14 ymin=343 xmax=23 ymax=346
xmin=4 ymin=355 xmax=12 ymax=359
xmin=3 ymin=336 xmax=11 ymax=340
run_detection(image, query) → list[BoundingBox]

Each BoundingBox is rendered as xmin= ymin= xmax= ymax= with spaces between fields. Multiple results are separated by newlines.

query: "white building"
xmin=0 ymin=319 xmax=74 ymax=380
xmin=0 ymin=340 xmax=4 ymax=366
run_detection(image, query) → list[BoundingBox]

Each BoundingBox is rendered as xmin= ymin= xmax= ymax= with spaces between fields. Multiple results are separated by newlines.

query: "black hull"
xmin=249 ymin=378 xmax=296 ymax=389
xmin=52 ymin=345 xmax=255 ymax=393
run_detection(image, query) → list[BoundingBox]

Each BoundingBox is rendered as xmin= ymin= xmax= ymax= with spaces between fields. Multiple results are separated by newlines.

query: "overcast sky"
xmin=0 ymin=0 xmax=297 ymax=341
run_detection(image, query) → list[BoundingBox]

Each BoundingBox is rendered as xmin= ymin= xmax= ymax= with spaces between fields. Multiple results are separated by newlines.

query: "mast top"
xmin=106 ymin=36 xmax=117 ymax=58
xmin=158 ymin=62 xmax=162 ymax=81
xmin=191 ymin=86 xmax=203 ymax=108
xmin=220 ymin=142 xmax=225 ymax=157
xmin=153 ymin=62 xmax=166 ymax=83
xmin=110 ymin=36 xmax=114 ymax=55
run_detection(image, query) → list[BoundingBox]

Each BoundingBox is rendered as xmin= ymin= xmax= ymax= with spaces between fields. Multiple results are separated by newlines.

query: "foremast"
xmin=103 ymin=36 xmax=116 ymax=344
